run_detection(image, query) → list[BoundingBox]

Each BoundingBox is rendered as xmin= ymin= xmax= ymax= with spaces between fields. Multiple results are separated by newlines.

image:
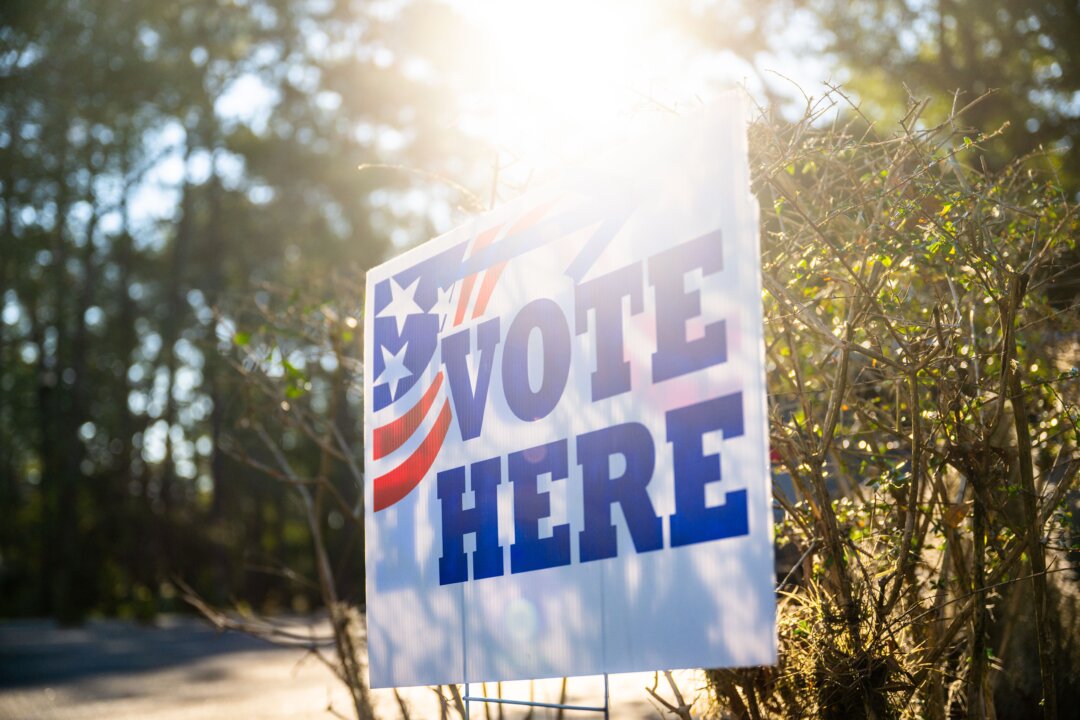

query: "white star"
xmin=430 ymin=283 xmax=456 ymax=331
xmin=376 ymin=343 xmax=413 ymax=398
xmin=376 ymin=277 xmax=423 ymax=335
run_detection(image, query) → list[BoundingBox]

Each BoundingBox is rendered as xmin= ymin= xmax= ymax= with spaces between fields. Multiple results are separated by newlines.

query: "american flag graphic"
xmin=368 ymin=181 xmax=638 ymax=512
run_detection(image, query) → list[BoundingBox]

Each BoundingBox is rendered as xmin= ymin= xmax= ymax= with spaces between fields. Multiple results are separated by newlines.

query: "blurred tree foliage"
xmin=678 ymin=1 xmax=1080 ymax=189
xmin=0 ymin=0 xmax=481 ymax=622
xmin=808 ymin=0 xmax=1080 ymax=182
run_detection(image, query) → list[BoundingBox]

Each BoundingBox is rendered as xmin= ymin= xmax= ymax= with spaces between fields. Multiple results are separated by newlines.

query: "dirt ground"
xmin=0 ymin=617 xmax=684 ymax=719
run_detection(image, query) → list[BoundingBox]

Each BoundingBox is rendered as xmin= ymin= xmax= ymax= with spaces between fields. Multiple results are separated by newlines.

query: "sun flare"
xmin=453 ymin=1 xmax=712 ymax=170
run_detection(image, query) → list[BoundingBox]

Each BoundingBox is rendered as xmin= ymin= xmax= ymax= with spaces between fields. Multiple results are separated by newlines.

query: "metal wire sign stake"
xmin=458 ymin=582 xmax=610 ymax=717
xmin=461 ymin=678 xmax=609 ymax=717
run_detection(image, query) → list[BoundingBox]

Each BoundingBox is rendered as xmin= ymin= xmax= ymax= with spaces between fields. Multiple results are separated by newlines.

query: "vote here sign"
xmin=363 ymin=96 xmax=775 ymax=689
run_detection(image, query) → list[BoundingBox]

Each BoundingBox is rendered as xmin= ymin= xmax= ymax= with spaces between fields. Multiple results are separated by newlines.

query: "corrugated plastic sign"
xmin=364 ymin=95 xmax=776 ymax=688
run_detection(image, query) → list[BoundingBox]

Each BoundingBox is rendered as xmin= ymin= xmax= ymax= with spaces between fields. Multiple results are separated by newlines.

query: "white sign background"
xmin=364 ymin=95 xmax=775 ymax=689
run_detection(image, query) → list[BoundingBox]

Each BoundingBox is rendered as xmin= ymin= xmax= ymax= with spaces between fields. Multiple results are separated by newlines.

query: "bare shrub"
xmin=707 ymin=89 xmax=1080 ymax=719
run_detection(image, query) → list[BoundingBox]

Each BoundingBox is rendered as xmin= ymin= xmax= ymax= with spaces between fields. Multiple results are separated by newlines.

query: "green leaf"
xmin=233 ymin=331 xmax=251 ymax=346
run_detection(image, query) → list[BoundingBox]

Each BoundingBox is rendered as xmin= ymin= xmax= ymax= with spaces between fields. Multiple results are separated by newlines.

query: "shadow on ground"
xmin=0 ymin=617 xmax=672 ymax=719
xmin=0 ymin=616 xmax=306 ymax=689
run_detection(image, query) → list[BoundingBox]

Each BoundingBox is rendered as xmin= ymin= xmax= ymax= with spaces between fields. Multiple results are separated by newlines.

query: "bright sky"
xmin=201 ymin=0 xmax=835 ymax=192
xmin=449 ymin=0 xmax=835 ymax=179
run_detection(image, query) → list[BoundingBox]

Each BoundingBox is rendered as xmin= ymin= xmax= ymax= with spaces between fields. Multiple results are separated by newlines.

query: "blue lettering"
xmin=575 ymin=262 xmax=644 ymax=401
xmin=666 ymin=392 xmax=748 ymax=547
xmin=502 ymin=298 xmax=571 ymax=422
xmin=441 ymin=318 xmax=501 ymax=441
xmin=578 ymin=423 xmax=662 ymax=562
xmin=437 ymin=458 xmax=504 ymax=585
xmin=649 ymin=230 xmax=726 ymax=383
xmin=509 ymin=440 xmax=572 ymax=574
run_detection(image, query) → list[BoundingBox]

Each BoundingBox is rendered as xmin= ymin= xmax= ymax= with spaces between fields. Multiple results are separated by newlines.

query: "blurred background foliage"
xmin=0 ymin=0 xmax=482 ymax=622
xmin=0 ymin=0 xmax=1077 ymax=646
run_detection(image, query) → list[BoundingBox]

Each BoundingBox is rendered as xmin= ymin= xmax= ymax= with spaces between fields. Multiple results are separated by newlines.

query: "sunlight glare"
xmin=454 ymin=0 xmax=703 ymax=171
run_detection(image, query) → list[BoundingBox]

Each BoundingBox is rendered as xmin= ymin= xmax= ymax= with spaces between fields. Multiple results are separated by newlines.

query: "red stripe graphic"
xmin=372 ymin=372 xmax=444 ymax=460
xmin=472 ymin=261 xmax=508 ymax=319
xmin=471 ymin=202 xmax=554 ymax=319
xmin=370 ymin=200 xmax=561 ymax=512
xmin=454 ymin=223 xmax=504 ymax=326
xmin=453 ymin=272 xmax=478 ymax=327
xmin=373 ymin=399 xmax=453 ymax=512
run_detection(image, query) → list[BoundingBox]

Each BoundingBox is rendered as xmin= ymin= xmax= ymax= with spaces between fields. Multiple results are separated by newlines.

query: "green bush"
xmin=705 ymin=92 xmax=1080 ymax=719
